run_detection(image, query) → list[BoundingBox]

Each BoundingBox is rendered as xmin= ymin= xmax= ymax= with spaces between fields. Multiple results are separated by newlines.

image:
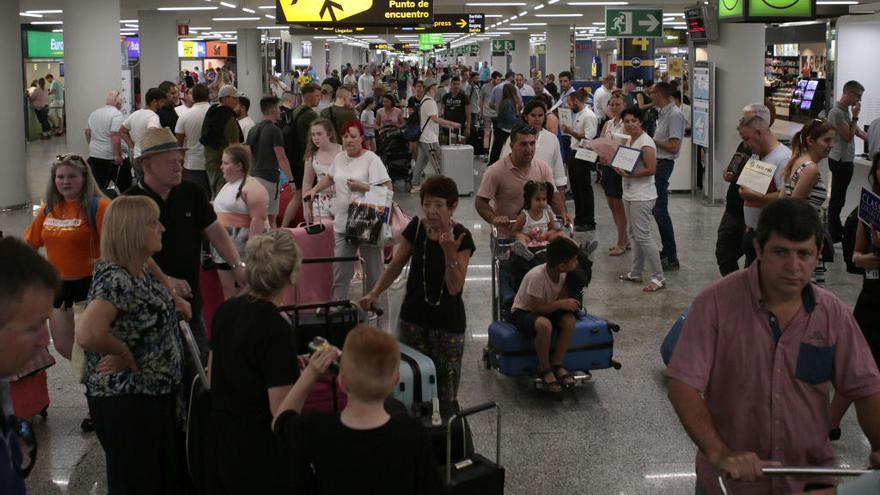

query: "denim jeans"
xmin=653 ymin=158 xmax=678 ymax=262
xmin=828 ymin=158 xmax=854 ymax=241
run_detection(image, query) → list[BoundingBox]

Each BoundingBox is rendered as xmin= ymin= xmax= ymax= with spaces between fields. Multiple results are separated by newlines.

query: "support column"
xmin=510 ymin=33 xmax=530 ymax=75
xmin=328 ymin=43 xmax=343 ymax=77
xmin=0 ymin=0 xmax=27 ymax=209
xmin=479 ymin=41 xmax=492 ymax=71
xmin=546 ymin=25 xmax=571 ymax=77
xmin=64 ymin=0 xmax=121 ymax=155
xmin=138 ymin=11 xmax=179 ymax=93
xmin=341 ymin=45 xmax=354 ymax=70
xmin=706 ymin=24 xmax=765 ymax=203
xmin=236 ymin=28 xmax=264 ymax=122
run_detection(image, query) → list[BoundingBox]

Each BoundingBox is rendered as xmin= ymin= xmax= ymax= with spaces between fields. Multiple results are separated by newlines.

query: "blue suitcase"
xmin=485 ymin=314 xmax=621 ymax=377
xmin=394 ymin=343 xmax=439 ymax=417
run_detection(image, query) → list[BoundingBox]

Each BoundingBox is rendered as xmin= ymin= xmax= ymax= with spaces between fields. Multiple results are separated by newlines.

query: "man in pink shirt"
xmin=667 ymin=199 xmax=880 ymax=495
xmin=476 ymin=123 xmax=563 ymax=238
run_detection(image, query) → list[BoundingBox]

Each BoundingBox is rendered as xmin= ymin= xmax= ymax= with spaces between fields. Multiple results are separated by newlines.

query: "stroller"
xmin=377 ymin=124 xmax=413 ymax=184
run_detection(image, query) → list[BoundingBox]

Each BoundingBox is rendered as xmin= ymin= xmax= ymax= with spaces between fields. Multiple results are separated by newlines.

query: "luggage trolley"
xmin=718 ymin=466 xmax=873 ymax=494
xmin=483 ymin=225 xmax=620 ymax=391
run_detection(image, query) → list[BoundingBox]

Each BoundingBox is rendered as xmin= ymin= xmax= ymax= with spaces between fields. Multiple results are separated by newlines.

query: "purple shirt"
xmin=666 ymin=262 xmax=880 ymax=495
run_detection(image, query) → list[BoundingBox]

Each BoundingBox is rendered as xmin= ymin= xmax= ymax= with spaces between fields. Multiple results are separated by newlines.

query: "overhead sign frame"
xmin=605 ymin=7 xmax=664 ymax=38
xmin=719 ymin=0 xmax=815 ymax=22
xmin=276 ymin=0 xmax=433 ymax=26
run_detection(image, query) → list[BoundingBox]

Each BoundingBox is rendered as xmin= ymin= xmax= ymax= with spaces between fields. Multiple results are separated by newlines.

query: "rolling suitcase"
xmin=440 ymin=130 xmax=474 ymax=196
xmin=10 ymin=370 xmax=50 ymax=419
xmin=485 ymin=314 xmax=621 ymax=377
xmin=281 ymin=218 xmax=337 ymax=306
xmin=182 ymin=320 xmax=211 ymax=495
xmin=199 ymin=266 xmax=224 ymax=341
xmin=441 ymin=402 xmax=504 ymax=494
xmin=393 ymin=343 xmax=439 ymax=417
xmin=422 ymin=400 xmax=475 ymax=469
xmin=282 ymin=299 xmax=361 ymax=351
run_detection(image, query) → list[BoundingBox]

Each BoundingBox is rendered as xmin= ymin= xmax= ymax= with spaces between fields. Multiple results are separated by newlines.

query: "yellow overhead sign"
xmin=276 ymin=0 xmax=432 ymax=26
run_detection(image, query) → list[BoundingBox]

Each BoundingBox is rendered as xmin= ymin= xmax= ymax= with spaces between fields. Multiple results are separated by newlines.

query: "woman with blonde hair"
xmin=77 ymin=195 xmax=186 ymax=494
xmin=25 ymin=154 xmax=110 ymax=360
xmin=298 ymin=118 xmax=342 ymax=222
xmin=212 ymin=144 xmax=270 ymax=299
xmin=206 ymin=230 xmax=303 ymax=494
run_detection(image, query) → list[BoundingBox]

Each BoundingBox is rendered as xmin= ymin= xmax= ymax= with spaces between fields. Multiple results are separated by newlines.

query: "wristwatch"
xmin=232 ymin=261 xmax=246 ymax=269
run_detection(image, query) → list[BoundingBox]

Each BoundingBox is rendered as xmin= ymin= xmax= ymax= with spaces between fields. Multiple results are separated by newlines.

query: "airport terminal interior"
xmin=2 ymin=0 xmax=880 ymax=494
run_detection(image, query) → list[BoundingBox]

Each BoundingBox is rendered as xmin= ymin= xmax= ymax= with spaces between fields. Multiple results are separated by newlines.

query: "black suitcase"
xmin=422 ymin=400 xmax=475 ymax=468
xmin=281 ymin=300 xmax=360 ymax=351
xmin=441 ymin=402 xmax=504 ymax=494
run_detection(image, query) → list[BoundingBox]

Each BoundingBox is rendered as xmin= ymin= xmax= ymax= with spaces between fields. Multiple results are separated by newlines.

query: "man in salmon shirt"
xmin=667 ymin=199 xmax=880 ymax=495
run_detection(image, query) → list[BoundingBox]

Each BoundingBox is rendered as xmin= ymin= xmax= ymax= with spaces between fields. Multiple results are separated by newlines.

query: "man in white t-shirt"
xmin=236 ymin=96 xmax=256 ymax=141
xmin=174 ymin=83 xmax=212 ymax=196
xmin=563 ymin=91 xmax=599 ymax=231
xmin=737 ymin=113 xmax=792 ymax=266
xmin=592 ymin=74 xmax=616 ymax=119
xmin=358 ymin=70 xmax=375 ymax=100
xmin=410 ymin=82 xmax=462 ymax=193
xmin=120 ymin=87 xmax=164 ymax=159
xmin=86 ymin=90 xmax=129 ymax=192
xmin=515 ymin=74 xmax=536 ymax=99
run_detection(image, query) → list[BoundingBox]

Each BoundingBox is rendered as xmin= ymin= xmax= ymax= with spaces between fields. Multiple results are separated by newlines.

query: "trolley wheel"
xmin=611 ymin=360 xmax=622 ymax=370
xmin=39 ymin=407 xmax=48 ymax=419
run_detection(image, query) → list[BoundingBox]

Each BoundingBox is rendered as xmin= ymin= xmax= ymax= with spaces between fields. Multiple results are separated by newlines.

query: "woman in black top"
xmin=359 ymin=176 xmax=475 ymax=402
xmin=206 ymin=230 xmax=301 ymax=494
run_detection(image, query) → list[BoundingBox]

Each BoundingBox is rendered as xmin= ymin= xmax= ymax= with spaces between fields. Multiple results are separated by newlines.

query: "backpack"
xmin=403 ymin=96 xmax=431 ymax=142
xmin=45 ymin=196 xmax=100 ymax=231
xmin=282 ymin=106 xmax=314 ymax=166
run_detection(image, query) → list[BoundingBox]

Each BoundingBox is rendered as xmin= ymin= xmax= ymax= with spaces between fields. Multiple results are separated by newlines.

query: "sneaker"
xmin=829 ymin=427 xmax=842 ymax=441
xmin=409 ymin=186 xmax=421 ymax=193
xmin=511 ymin=242 xmax=534 ymax=261
xmin=80 ymin=416 xmax=95 ymax=433
xmin=661 ymin=258 xmax=680 ymax=270
xmin=580 ymin=239 xmax=598 ymax=256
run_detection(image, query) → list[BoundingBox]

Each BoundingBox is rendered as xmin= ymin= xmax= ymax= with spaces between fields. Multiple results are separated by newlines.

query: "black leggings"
xmin=88 ymin=157 xmax=133 ymax=194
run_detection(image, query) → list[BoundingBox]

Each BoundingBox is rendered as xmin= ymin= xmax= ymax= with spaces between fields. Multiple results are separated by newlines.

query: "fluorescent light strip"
xmin=190 ymin=26 xmax=213 ymax=30
xmin=485 ymin=14 xmax=503 ymax=17
xmin=464 ymin=2 xmax=526 ymax=5
xmin=257 ymin=25 xmax=287 ymax=29
xmin=519 ymin=11 xmax=528 ymax=15
xmin=566 ymin=1 xmax=628 ymax=4
xmin=219 ymin=1 xmax=236 ymax=7
xmin=20 ymin=13 xmax=43 ymax=18
xmin=535 ymin=13 xmax=582 ymax=16
xmin=258 ymin=5 xmax=275 ymax=9
xmin=512 ymin=22 xmax=546 ymax=25
xmin=124 ymin=23 xmax=138 ymax=28
xmin=52 ymin=29 xmax=63 ymax=32
xmin=158 ymin=6 xmax=219 ymax=10
xmin=505 ymin=27 xmax=529 ymax=29
xmin=242 ymin=7 xmax=256 ymax=13
xmin=31 ymin=21 xmax=63 ymax=25
xmin=534 ymin=4 xmax=545 ymax=9
xmin=120 ymin=19 xmax=139 ymax=23
xmin=264 ymin=14 xmax=276 ymax=18
xmin=26 ymin=9 xmax=62 ymax=14
xmin=212 ymin=17 xmax=261 ymax=20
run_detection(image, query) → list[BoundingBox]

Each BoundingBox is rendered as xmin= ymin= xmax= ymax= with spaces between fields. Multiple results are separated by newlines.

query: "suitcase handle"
xmin=179 ymin=320 xmax=209 ymax=390
xmin=717 ymin=467 xmax=872 ymax=495
xmin=446 ymin=401 xmax=500 ymax=484
xmin=279 ymin=299 xmax=354 ymax=312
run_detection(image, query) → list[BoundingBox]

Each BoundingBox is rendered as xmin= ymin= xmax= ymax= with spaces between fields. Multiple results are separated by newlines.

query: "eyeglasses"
xmin=55 ymin=153 xmax=86 ymax=164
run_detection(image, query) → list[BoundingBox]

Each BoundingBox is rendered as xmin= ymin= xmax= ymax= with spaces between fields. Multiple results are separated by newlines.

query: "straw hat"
xmin=134 ymin=127 xmax=188 ymax=169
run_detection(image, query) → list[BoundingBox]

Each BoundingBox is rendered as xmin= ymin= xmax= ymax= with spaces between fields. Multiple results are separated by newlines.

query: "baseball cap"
xmin=218 ymin=85 xmax=243 ymax=98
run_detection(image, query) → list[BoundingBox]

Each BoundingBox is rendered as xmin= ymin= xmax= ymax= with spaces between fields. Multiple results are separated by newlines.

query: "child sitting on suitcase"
xmin=510 ymin=181 xmax=564 ymax=260
xmin=273 ymin=325 xmax=440 ymax=494
xmin=508 ymin=237 xmax=582 ymax=396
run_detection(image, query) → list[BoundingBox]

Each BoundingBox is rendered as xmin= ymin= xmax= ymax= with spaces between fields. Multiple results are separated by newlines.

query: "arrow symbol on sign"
xmin=638 ymin=14 xmax=659 ymax=32
xmin=319 ymin=0 xmax=343 ymax=21
xmin=457 ymin=18 xmax=467 ymax=29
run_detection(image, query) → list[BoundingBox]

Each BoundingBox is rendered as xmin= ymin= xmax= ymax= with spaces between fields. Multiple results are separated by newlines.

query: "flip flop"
xmin=609 ymin=245 xmax=626 ymax=256
xmin=643 ymin=278 xmax=666 ymax=292
xmin=619 ymin=272 xmax=643 ymax=283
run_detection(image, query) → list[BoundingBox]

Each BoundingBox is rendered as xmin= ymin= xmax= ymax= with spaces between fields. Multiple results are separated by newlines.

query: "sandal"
xmin=608 ymin=245 xmax=626 ymax=256
xmin=537 ymin=368 xmax=563 ymax=395
xmin=643 ymin=278 xmax=666 ymax=292
xmin=552 ymin=365 xmax=576 ymax=388
xmin=619 ymin=272 xmax=643 ymax=283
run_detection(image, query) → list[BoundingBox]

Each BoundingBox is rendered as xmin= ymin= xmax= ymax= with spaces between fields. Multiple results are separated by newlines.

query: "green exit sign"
xmin=605 ymin=8 xmax=663 ymax=38
xmin=491 ymin=39 xmax=515 ymax=51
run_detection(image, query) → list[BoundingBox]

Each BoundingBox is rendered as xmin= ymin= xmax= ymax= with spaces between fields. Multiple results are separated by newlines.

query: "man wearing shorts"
xmin=246 ymin=96 xmax=293 ymax=225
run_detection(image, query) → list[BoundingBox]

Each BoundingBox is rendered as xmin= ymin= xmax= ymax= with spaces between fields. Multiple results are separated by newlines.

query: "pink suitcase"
xmin=282 ymin=219 xmax=336 ymax=306
xmin=11 ymin=370 xmax=50 ymax=419
xmin=200 ymin=266 xmax=225 ymax=341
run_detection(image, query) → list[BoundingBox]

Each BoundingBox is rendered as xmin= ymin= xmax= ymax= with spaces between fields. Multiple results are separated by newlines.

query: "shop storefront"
xmin=763 ymin=22 xmax=830 ymax=123
xmin=22 ymin=30 xmax=65 ymax=141
xmin=179 ymin=40 xmax=233 ymax=79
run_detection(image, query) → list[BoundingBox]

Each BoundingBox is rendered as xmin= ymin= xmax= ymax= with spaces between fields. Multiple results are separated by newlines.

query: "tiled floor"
xmin=5 ymin=137 xmax=873 ymax=494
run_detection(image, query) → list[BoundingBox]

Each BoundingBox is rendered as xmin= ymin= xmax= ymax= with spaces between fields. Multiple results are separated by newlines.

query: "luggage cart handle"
xmin=718 ymin=466 xmax=873 ymax=495
xmin=446 ymin=402 xmax=501 ymax=485
xmin=178 ymin=320 xmax=209 ymax=390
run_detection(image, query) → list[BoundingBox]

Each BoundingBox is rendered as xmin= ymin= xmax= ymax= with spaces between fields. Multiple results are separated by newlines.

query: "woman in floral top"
xmin=77 ymin=196 xmax=185 ymax=494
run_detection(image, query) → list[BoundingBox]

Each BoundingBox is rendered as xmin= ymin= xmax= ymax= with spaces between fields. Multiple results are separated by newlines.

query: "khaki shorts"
xmin=253 ymin=176 xmax=280 ymax=215
xmin=482 ymin=115 xmax=494 ymax=130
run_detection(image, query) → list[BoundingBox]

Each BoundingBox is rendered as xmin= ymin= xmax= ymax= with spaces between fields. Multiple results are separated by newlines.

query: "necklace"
xmin=420 ymin=221 xmax=444 ymax=307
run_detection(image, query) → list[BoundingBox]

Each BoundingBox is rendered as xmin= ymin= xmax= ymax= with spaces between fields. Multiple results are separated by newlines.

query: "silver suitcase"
xmin=440 ymin=129 xmax=474 ymax=196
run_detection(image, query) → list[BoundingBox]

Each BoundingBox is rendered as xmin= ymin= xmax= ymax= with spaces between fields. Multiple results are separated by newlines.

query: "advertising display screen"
xmin=206 ymin=41 xmax=228 ymax=58
xmin=720 ymin=0 xmax=815 ymax=22
xmin=125 ymin=36 xmax=140 ymax=58
xmin=27 ymin=31 xmax=64 ymax=58
xmin=178 ymin=41 xmax=206 ymax=58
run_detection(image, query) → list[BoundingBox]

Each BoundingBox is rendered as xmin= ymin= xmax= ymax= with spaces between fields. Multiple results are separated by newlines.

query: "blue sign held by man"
xmin=858 ymin=187 xmax=880 ymax=231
